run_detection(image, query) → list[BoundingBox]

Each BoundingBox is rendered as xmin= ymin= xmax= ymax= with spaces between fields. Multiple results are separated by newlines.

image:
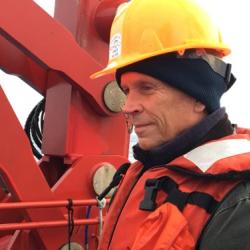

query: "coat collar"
xmin=133 ymin=108 xmax=234 ymax=169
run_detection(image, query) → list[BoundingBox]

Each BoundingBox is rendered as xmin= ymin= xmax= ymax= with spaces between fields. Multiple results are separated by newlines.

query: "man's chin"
xmin=138 ymin=138 xmax=155 ymax=151
xmin=137 ymin=135 xmax=166 ymax=150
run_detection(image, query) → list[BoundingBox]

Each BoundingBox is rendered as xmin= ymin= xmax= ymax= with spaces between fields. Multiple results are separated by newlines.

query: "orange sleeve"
xmin=236 ymin=127 xmax=250 ymax=134
xmin=131 ymin=203 xmax=195 ymax=250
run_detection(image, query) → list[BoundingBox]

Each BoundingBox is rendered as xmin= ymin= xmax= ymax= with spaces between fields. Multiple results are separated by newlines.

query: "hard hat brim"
xmin=90 ymin=44 xmax=230 ymax=79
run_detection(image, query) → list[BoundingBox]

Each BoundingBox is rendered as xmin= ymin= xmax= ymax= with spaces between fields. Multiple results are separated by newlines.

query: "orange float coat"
xmin=98 ymin=133 xmax=250 ymax=250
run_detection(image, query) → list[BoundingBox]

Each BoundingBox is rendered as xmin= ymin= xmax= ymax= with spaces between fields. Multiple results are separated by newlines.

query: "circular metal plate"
xmin=103 ymin=81 xmax=125 ymax=113
xmin=93 ymin=163 xmax=117 ymax=197
xmin=60 ymin=242 xmax=83 ymax=250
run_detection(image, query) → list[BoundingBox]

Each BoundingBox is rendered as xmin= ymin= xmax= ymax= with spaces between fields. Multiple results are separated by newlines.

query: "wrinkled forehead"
xmin=120 ymin=71 xmax=166 ymax=89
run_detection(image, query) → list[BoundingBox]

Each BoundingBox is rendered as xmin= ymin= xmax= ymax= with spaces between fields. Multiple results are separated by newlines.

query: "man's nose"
xmin=122 ymin=94 xmax=143 ymax=114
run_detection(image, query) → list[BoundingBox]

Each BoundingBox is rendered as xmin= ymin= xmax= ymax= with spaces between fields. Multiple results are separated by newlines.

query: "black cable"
xmin=30 ymin=99 xmax=44 ymax=148
xmin=84 ymin=206 xmax=92 ymax=249
xmin=24 ymin=98 xmax=45 ymax=159
xmin=40 ymin=108 xmax=45 ymax=132
xmin=25 ymin=114 xmax=41 ymax=159
xmin=66 ymin=199 xmax=74 ymax=250
xmin=97 ymin=162 xmax=130 ymax=201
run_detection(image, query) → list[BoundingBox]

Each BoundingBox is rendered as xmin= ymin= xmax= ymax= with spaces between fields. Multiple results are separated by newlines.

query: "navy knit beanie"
xmin=116 ymin=53 xmax=235 ymax=113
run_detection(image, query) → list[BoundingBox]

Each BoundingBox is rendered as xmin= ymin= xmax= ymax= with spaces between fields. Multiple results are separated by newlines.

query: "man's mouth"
xmin=134 ymin=123 xmax=152 ymax=134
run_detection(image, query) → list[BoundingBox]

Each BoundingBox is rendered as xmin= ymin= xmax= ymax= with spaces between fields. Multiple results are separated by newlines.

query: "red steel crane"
xmin=0 ymin=0 xmax=128 ymax=249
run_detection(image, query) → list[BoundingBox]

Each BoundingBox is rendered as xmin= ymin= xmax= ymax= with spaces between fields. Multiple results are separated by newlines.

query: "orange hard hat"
xmin=91 ymin=0 xmax=230 ymax=79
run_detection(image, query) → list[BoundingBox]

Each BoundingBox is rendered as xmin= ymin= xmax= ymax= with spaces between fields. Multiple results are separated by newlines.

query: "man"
xmin=92 ymin=0 xmax=250 ymax=249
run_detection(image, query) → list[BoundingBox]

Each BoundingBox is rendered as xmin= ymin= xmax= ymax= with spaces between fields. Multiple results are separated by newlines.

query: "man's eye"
xmin=140 ymin=85 xmax=154 ymax=92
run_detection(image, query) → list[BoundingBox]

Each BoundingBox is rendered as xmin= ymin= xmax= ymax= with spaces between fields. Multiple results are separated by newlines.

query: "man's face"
xmin=120 ymin=72 xmax=206 ymax=150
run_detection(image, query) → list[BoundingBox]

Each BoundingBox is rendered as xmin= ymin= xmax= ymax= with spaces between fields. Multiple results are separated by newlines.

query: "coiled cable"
xmin=24 ymin=98 xmax=45 ymax=159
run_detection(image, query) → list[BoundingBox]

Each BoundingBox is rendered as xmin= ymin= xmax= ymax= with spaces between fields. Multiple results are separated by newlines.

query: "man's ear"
xmin=194 ymin=100 xmax=206 ymax=113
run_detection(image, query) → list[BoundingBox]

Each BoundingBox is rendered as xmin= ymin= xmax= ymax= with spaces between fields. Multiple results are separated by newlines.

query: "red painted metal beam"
xmin=0 ymin=199 xmax=101 ymax=210
xmin=54 ymin=0 xmax=127 ymax=63
xmin=0 ymin=83 xmax=126 ymax=248
xmin=0 ymin=0 xmax=111 ymax=114
xmin=0 ymin=1 xmax=129 ymax=248
xmin=0 ymin=0 xmax=129 ymax=159
xmin=0 ymin=86 xmax=70 ymax=248
xmin=0 ymin=219 xmax=99 ymax=231
xmin=94 ymin=0 xmax=127 ymax=43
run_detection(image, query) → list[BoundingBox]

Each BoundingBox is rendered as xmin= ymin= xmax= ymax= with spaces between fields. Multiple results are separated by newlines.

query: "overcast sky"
xmin=1 ymin=0 xmax=250 ymax=129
